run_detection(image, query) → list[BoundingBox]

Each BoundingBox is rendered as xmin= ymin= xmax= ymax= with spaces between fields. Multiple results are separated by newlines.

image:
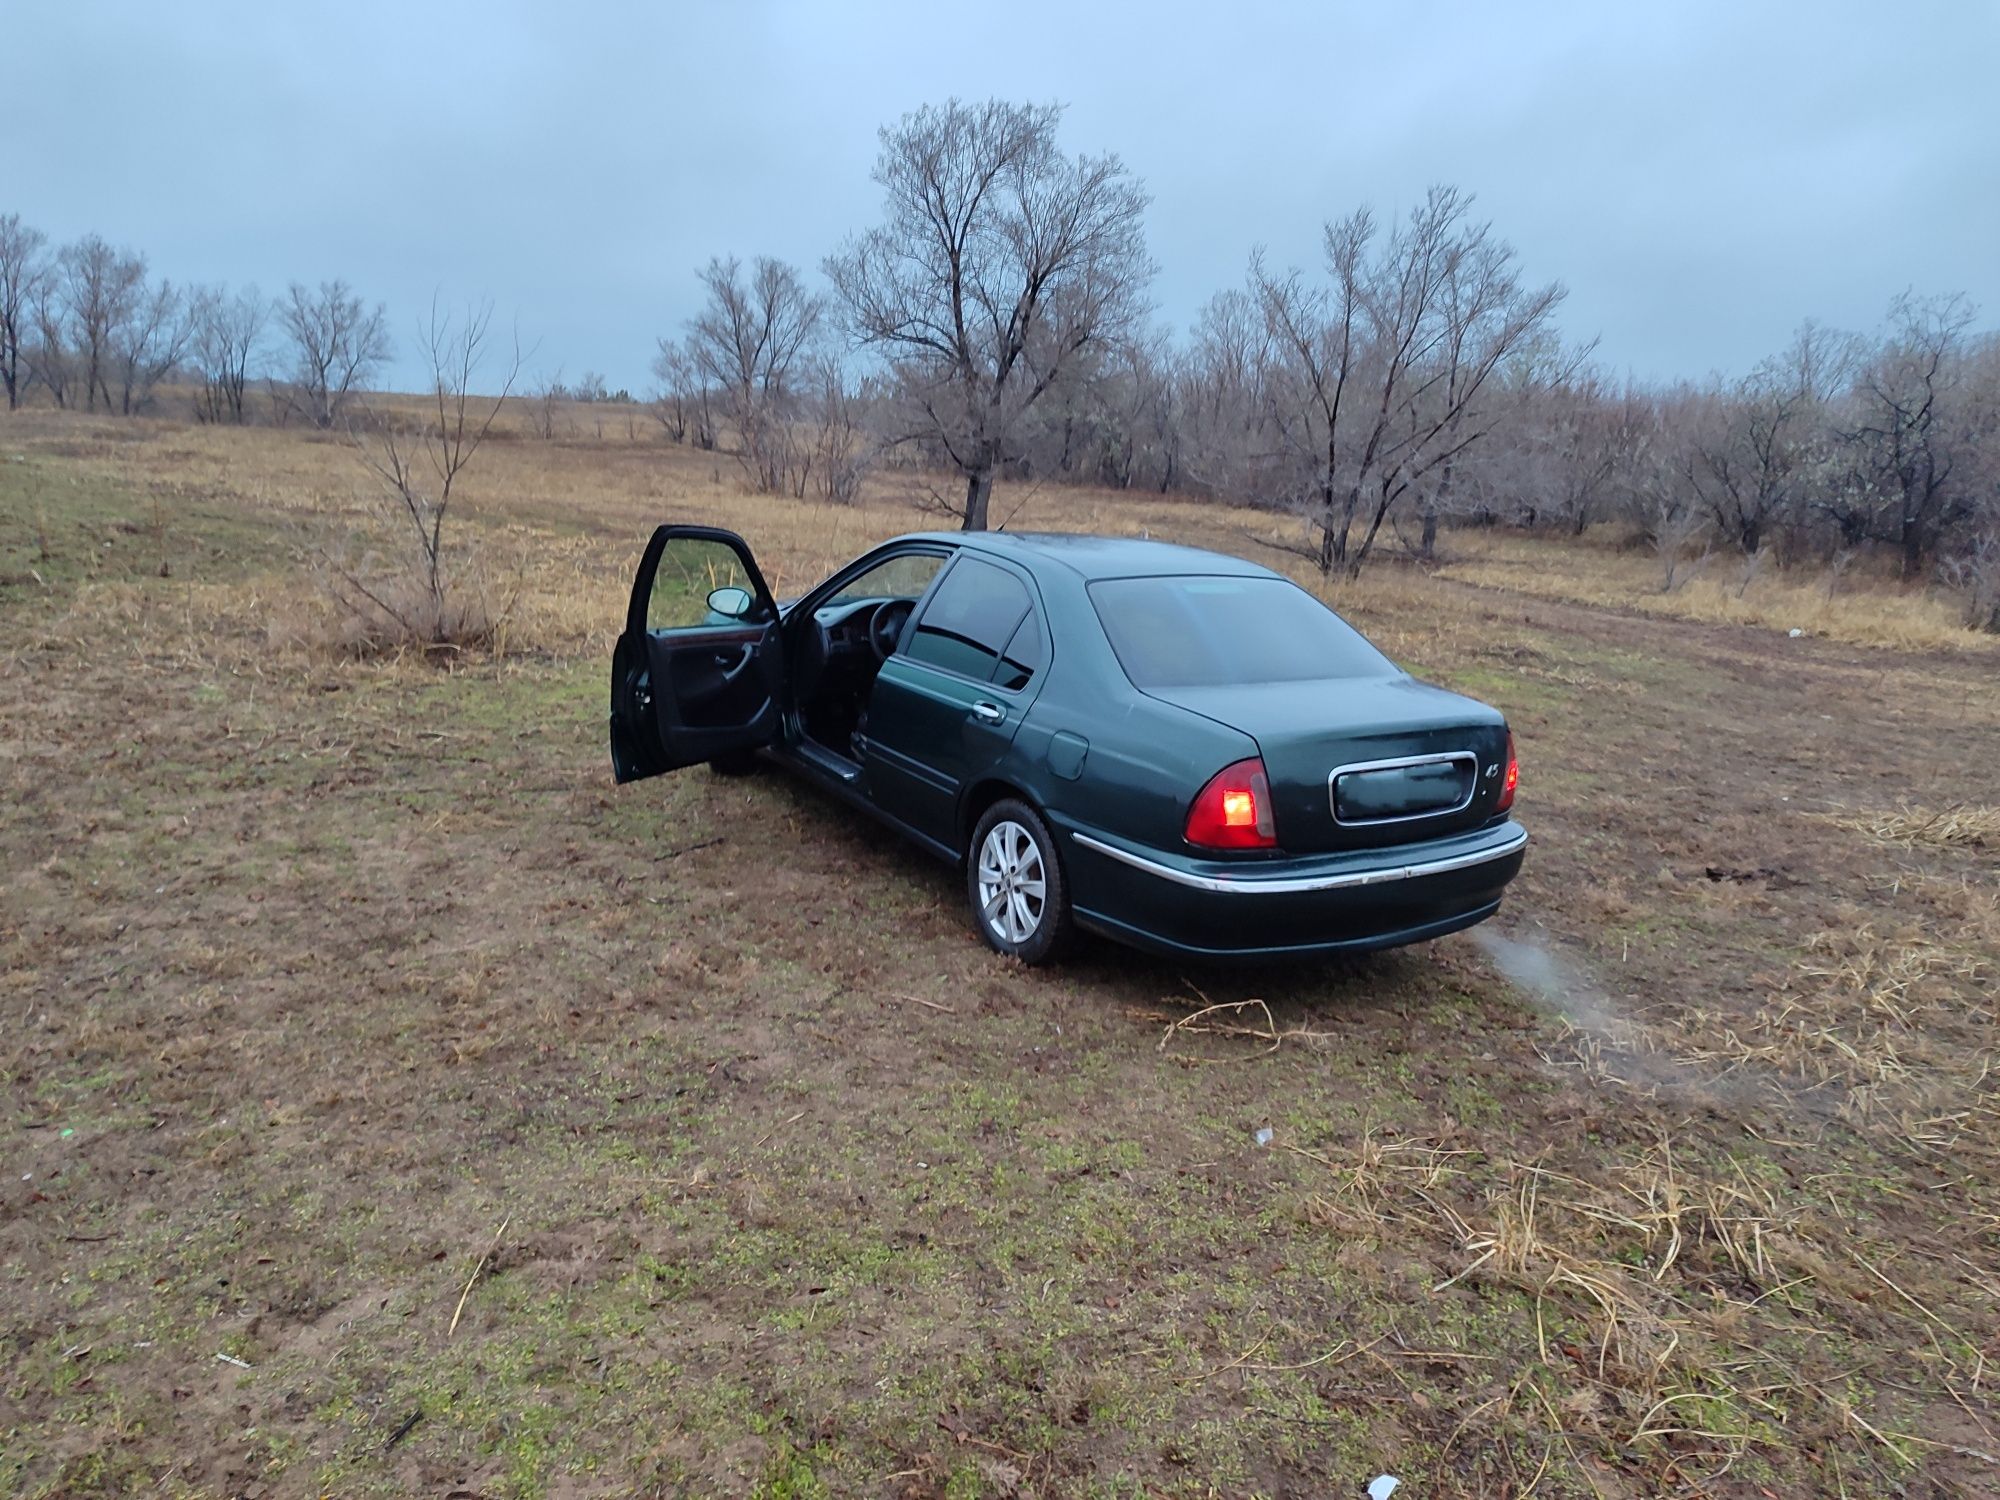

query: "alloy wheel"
xmin=976 ymin=819 xmax=1046 ymax=945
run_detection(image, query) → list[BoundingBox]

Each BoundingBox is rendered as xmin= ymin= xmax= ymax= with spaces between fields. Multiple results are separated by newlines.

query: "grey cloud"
xmin=14 ymin=0 xmax=1996 ymax=390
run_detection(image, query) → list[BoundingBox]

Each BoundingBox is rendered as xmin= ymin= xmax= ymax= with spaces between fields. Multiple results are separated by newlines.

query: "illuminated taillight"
xmin=1186 ymin=757 xmax=1277 ymax=850
xmin=1496 ymin=731 xmax=1518 ymax=813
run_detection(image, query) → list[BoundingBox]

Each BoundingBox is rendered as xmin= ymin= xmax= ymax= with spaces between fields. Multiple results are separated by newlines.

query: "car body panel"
xmin=1144 ymin=674 xmax=1511 ymax=851
xmin=1056 ymin=815 xmax=1526 ymax=959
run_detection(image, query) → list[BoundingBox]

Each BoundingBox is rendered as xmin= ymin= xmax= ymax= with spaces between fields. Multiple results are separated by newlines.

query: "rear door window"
xmin=904 ymin=557 xmax=1033 ymax=682
xmin=993 ymin=610 xmax=1046 ymax=691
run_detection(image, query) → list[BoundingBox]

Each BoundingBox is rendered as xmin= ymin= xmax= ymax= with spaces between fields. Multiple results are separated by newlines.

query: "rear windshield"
xmin=1088 ymin=575 xmax=1394 ymax=688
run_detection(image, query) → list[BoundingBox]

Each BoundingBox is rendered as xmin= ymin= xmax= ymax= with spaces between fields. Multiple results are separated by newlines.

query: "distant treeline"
xmin=4 ymin=98 xmax=1996 ymax=627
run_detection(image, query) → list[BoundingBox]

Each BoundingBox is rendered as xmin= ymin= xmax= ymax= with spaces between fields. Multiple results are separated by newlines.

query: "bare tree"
xmin=338 ymin=300 xmax=521 ymax=650
xmin=111 ymin=278 xmax=196 ymax=414
xmin=1833 ymin=292 xmax=1976 ymax=578
xmin=190 ymin=284 xmax=268 ymax=423
xmin=59 ymin=235 xmax=147 ymax=412
xmin=1413 ymin=250 xmax=1588 ymax=560
xmin=1174 ymin=289 xmax=1276 ymax=496
xmin=1508 ymin=374 xmax=1648 ymax=535
xmin=648 ymin=341 xmax=693 ymax=443
xmin=681 ymin=255 xmax=823 ymax=491
xmin=1685 ymin=321 xmax=1856 ymax=554
xmin=1252 ymin=188 xmax=1565 ymax=577
xmin=806 ymin=356 xmax=871 ymax=503
xmin=0 ymin=213 xmax=51 ymax=410
xmin=826 ymin=99 xmax=1153 ymax=530
xmin=279 ymin=280 xmax=391 ymax=428
xmin=29 ymin=275 xmax=70 ymax=407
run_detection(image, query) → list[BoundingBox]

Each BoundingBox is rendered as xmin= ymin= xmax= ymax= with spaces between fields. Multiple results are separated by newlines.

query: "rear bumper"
xmin=1058 ymin=819 xmax=1527 ymax=961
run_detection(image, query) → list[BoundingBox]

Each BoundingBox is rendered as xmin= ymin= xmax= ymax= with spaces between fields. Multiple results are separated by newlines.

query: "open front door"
xmin=609 ymin=525 xmax=785 ymax=783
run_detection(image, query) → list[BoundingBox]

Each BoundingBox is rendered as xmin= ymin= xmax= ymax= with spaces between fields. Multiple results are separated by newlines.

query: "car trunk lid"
xmin=1144 ymin=674 xmax=1512 ymax=852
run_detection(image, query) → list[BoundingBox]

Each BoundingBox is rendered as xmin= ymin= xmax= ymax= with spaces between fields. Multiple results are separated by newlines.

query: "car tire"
xmin=708 ymin=749 xmax=760 ymax=777
xmin=967 ymin=798 xmax=1072 ymax=965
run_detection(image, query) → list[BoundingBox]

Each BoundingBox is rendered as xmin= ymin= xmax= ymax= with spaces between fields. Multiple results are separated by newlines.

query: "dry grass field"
xmin=3 ymin=406 xmax=1998 ymax=1499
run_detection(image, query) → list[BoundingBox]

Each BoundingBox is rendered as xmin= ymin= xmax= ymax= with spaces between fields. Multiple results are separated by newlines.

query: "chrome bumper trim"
xmin=1070 ymin=826 xmax=1527 ymax=895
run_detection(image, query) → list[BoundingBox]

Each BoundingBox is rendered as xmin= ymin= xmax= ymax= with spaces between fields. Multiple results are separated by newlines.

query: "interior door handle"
xmin=971 ymin=701 xmax=1004 ymax=725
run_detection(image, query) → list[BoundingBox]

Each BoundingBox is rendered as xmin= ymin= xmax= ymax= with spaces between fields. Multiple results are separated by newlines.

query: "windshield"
xmin=1089 ymin=575 xmax=1395 ymax=688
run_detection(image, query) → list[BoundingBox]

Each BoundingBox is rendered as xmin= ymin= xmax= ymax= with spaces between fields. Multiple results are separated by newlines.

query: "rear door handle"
xmin=970 ymin=701 xmax=1004 ymax=725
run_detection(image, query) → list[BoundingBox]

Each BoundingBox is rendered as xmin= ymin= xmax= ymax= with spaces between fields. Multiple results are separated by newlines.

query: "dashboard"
xmin=809 ymin=596 xmax=900 ymax=652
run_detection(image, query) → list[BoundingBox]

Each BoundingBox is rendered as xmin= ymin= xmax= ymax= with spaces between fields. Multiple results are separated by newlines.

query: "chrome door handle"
xmin=971 ymin=701 xmax=1004 ymax=724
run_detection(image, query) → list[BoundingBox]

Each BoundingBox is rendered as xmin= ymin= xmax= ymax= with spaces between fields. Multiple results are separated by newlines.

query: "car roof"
xmin=898 ymin=530 xmax=1280 ymax=583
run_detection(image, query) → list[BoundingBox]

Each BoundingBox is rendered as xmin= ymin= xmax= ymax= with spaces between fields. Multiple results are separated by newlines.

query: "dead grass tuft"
xmin=1437 ymin=531 xmax=1999 ymax=654
xmin=1157 ymin=991 xmax=1339 ymax=1057
xmin=1629 ymin=892 xmax=1997 ymax=1129
xmin=309 ymin=560 xmax=506 ymax=660
xmin=1288 ymin=1129 xmax=1977 ymax=1486
xmin=1827 ymin=802 xmax=2000 ymax=850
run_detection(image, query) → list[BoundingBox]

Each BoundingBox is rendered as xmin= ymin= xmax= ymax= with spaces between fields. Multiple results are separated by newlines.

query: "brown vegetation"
xmin=3 ymin=404 xmax=1997 ymax=1496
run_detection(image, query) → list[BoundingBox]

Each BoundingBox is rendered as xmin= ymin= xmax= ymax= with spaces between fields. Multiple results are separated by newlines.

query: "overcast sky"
xmin=13 ymin=1 xmax=1998 ymax=393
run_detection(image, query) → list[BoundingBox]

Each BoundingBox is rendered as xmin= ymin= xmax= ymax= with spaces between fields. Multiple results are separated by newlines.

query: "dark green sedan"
xmin=610 ymin=526 xmax=1525 ymax=964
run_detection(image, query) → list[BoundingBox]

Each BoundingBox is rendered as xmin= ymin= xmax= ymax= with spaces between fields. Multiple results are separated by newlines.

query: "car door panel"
xmin=609 ymin=525 xmax=784 ymax=783
xmin=864 ymin=657 xmax=1020 ymax=843
xmin=861 ymin=555 xmax=1047 ymax=849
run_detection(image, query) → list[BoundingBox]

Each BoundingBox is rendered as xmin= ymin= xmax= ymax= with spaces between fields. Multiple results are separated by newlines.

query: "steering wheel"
xmin=869 ymin=599 xmax=915 ymax=661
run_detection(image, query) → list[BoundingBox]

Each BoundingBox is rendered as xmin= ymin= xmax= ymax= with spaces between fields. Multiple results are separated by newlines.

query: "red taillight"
xmin=1186 ymin=757 xmax=1277 ymax=849
xmin=1496 ymin=731 xmax=1518 ymax=812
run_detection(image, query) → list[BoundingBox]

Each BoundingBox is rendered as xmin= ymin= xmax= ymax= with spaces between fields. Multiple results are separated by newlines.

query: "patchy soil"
xmin=2 ymin=413 xmax=1996 ymax=1498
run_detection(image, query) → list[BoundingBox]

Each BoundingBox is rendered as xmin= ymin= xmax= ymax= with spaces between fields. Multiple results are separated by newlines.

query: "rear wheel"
xmin=968 ymin=799 xmax=1071 ymax=965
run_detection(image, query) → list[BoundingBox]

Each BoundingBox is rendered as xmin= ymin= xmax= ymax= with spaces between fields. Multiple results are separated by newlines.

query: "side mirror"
xmin=706 ymin=585 xmax=753 ymax=620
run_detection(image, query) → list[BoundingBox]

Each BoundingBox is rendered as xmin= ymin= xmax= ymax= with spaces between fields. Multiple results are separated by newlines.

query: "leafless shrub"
xmin=323 ymin=300 xmax=521 ymax=659
xmin=1650 ymin=494 xmax=1711 ymax=593
xmin=1734 ymin=544 xmax=1772 ymax=599
xmin=309 ymin=556 xmax=502 ymax=658
xmin=527 ymin=369 xmax=567 ymax=440
xmin=1939 ymin=526 xmax=2000 ymax=632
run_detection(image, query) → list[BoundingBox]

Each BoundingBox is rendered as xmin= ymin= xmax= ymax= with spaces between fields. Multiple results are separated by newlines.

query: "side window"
xmin=993 ymin=609 xmax=1046 ymax=691
xmin=904 ymin=558 xmax=1031 ymax=682
xmin=647 ymin=535 xmax=768 ymax=632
